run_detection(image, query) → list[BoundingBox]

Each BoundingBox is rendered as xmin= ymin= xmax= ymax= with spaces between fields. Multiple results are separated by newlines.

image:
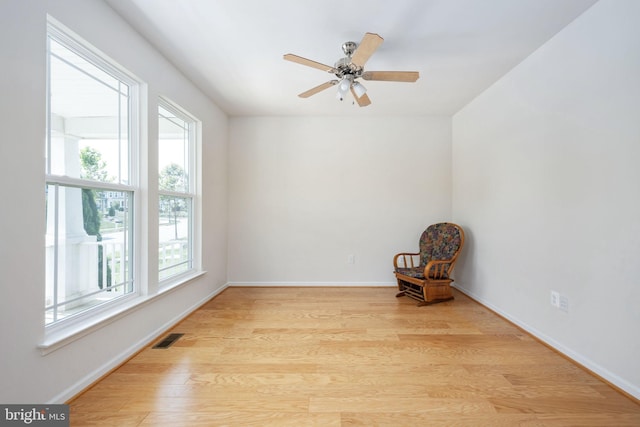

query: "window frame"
xmin=41 ymin=18 xmax=205 ymax=354
xmin=157 ymin=98 xmax=200 ymax=286
xmin=44 ymin=19 xmax=141 ymax=331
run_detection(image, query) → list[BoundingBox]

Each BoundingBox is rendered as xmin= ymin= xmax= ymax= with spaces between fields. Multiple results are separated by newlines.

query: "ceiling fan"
xmin=284 ymin=32 xmax=419 ymax=107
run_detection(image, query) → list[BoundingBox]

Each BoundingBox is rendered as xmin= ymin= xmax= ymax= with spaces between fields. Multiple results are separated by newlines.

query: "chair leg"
xmin=396 ymin=277 xmax=404 ymax=292
xmin=395 ymin=277 xmax=406 ymax=298
xmin=421 ymin=283 xmax=454 ymax=305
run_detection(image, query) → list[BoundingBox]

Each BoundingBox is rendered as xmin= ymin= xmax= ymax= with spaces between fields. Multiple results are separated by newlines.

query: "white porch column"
xmin=45 ymin=130 xmax=98 ymax=317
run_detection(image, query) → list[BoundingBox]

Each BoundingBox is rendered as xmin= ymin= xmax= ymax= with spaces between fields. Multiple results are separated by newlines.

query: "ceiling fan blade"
xmin=283 ymin=54 xmax=336 ymax=73
xmin=350 ymin=87 xmax=371 ymax=107
xmin=298 ymin=80 xmax=338 ymax=98
xmin=361 ymin=71 xmax=420 ymax=82
xmin=350 ymin=32 xmax=384 ymax=68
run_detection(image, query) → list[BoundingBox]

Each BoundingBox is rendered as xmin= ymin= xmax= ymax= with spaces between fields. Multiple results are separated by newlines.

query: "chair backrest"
xmin=419 ymin=222 xmax=464 ymax=267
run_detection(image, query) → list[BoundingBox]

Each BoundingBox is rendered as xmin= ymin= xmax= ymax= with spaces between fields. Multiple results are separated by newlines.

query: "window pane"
xmin=45 ymin=184 xmax=134 ymax=324
xmin=158 ymin=106 xmax=189 ymax=193
xmin=50 ymin=38 xmax=120 ymax=91
xmin=158 ymin=196 xmax=192 ymax=281
xmin=46 ymin=27 xmax=137 ymax=326
xmin=158 ymin=101 xmax=196 ymax=284
xmin=48 ymin=38 xmax=129 ymax=184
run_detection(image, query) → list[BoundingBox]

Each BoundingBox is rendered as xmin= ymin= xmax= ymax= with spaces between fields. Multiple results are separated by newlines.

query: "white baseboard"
xmin=453 ymin=284 xmax=640 ymax=400
xmin=52 ymin=283 xmax=229 ymax=404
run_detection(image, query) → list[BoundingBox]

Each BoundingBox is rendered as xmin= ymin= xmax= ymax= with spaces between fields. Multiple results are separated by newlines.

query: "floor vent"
xmin=152 ymin=333 xmax=184 ymax=349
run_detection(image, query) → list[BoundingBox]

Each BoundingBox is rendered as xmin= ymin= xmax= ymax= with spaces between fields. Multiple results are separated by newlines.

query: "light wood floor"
xmin=69 ymin=287 xmax=640 ymax=426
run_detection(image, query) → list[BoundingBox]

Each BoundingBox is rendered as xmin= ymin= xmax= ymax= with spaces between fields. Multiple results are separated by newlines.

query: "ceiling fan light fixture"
xmin=352 ymin=81 xmax=367 ymax=97
xmin=336 ymin=76 xmax=352 ymax=101
xmin=339 ymin=76 xmax=352 ymax=92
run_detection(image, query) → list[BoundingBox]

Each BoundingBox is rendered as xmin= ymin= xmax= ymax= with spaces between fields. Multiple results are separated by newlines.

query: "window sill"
xmin=38 ymin=270 xmax=206 ymax=355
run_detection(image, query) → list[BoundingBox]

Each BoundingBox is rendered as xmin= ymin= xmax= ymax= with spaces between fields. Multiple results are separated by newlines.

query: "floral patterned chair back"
xmin=418 ymin=222 xmax=464 ymax=278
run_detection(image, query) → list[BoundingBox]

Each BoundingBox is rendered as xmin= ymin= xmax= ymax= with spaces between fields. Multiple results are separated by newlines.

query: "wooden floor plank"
xmin=139 ymin=411 xmax=341 ymax=427
xmin=68 ymin=287 xmax=640 ymax=426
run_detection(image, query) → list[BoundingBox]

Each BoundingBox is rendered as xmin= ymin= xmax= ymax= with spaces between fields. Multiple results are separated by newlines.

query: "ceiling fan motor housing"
xmin=334 ymin=55 xmax=363 ymax=79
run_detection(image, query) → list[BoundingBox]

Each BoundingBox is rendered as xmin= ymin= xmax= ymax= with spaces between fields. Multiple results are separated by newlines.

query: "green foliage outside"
xmin=159 ymin=163 xmax=188 ymax=240
xmin=82 ymin=189 xmax=101 ymax=236
xmin=79 ymin=147 xmax=112 ymax=289
xmin=80 ymin=146 xmax=113 ymax=183
xmin=159 ymin=163 xmax=187 ymax=192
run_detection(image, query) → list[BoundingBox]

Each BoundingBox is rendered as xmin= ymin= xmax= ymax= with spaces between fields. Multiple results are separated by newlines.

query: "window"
xmin=158 ymin=101 xmax=197 ymax=283
xmin=45 ymin=23 xmax=139 ymax=325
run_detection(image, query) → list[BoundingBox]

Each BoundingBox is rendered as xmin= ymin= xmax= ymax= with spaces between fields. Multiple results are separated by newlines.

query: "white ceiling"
xmin=104 ymin=0 xmax=598 ymax=117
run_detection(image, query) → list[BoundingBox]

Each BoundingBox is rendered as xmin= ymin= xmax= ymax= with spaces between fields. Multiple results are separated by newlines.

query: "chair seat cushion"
xmin=396 ymin=266 xmax=451 ymax=280
xmin=395 ymin=267 xmax=425 ymax=279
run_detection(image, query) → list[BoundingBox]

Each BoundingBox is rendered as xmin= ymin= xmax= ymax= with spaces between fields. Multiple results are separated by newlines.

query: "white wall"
xmin=452 ymin=0 xmax=640 ymax=398
xmin=228 ymin=116 xmax=451 ymax=284
xmin=0 ymin=0 xmax=228 ymax=403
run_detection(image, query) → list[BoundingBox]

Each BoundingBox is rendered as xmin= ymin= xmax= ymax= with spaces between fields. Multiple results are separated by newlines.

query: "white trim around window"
xmin=157 ymin=98 xmax=202 ymax=288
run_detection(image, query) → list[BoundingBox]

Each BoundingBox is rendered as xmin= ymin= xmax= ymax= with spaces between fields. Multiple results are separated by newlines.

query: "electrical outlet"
xmin=550 ymin=291 xmax=560 ymax=308
xmin=559 ymin=295 xmax=569 ymax=313
xmin=347 ymin=254 xmax=355 ymax=264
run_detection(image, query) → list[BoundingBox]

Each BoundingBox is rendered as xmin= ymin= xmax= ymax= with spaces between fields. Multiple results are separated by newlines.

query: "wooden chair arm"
xmin=424 ymin=259 xmax=454 ymax=280
xmin=393 ymin=252 xmax=420 ymax=269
